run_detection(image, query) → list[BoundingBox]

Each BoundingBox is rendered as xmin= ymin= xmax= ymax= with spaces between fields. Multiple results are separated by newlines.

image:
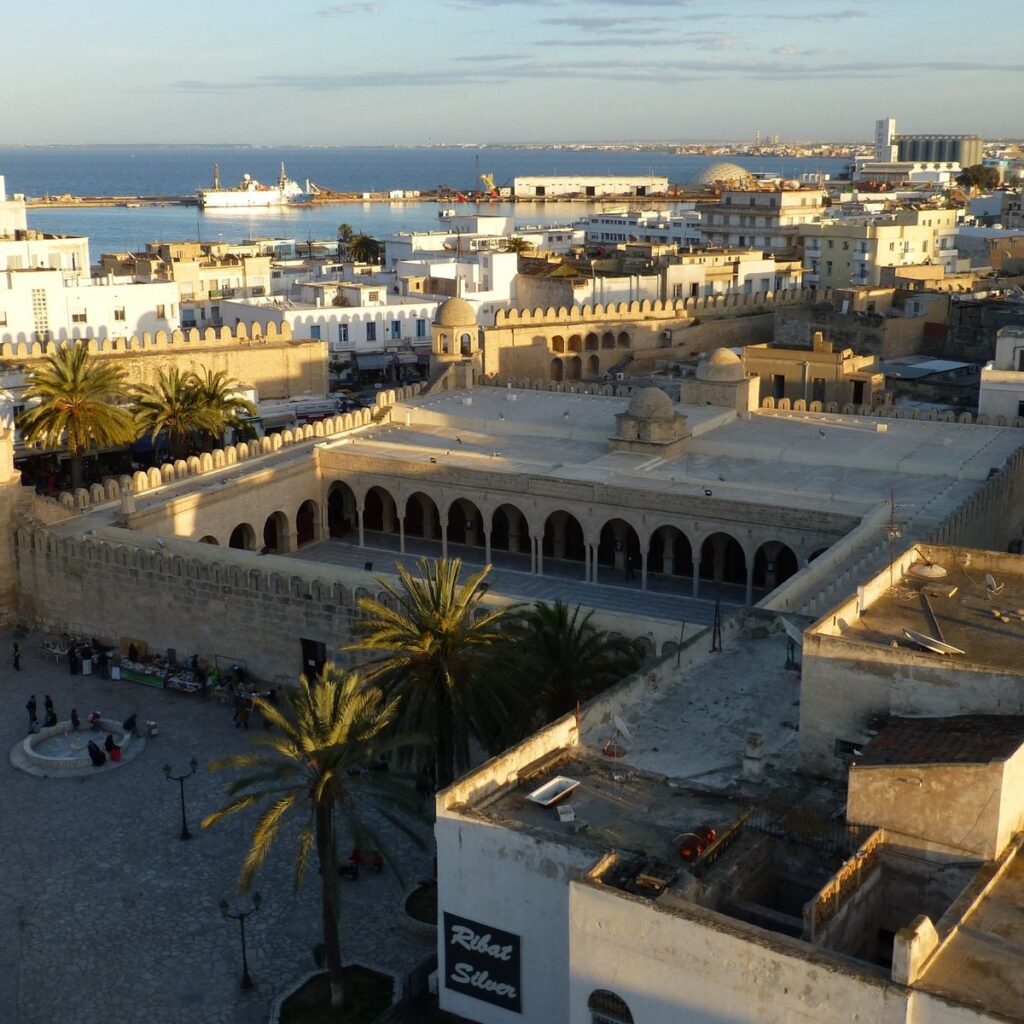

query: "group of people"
xmin=87 ymin=733 xmax=123 ymax=767
xmin=24 ymin=694 xmax=59 ymax=733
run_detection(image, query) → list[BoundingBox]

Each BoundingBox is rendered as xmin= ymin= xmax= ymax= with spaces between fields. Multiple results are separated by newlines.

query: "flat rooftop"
xmin=858 ymin=715 xmax=1024 ymax=767
xmin=324 ymin=388 xmax=1024 ymax=521
xmin=836 ymin=553 xmax=1024 ymax=672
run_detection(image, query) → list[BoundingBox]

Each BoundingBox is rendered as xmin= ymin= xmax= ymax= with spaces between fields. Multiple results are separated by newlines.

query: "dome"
xmin=626 ymin=387 xmax=675 ymax=421
xmin=434 ymin=297 xmax=477 ymax=328
xmin=690 ymin=161 xmax=755 ymax=187
xmin=697 ymin=347 xmax=745 ymax=382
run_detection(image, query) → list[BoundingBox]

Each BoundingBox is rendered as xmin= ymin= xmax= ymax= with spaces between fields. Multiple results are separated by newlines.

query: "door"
xmin=300 ymin=638 xmax=327 ymax=679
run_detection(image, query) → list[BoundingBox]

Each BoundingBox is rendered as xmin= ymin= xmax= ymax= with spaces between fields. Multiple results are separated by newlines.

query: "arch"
xmin=491 ymin=503 xmax=531 ymax=555
xmin=584 ymin=332 xmax=599 ymax=351
xmin=551 ymin=335 xmax=565 ymax=354
xmin=753 ymin=540 xmax=799 ymax=590
xmin=263 ymin=511 xmax=289 ymax=553
xmin=565 ymin=355 xmax=582 ymax=381
xmin=588 ymin=989 xmax=634 ymax=1024
xmin=550 ymin=358 xmax=564 ymax=383
xmin=327 ymin=481 xmax=357 ymax=537
xmin=809 ymin=545 xmax=829 ymax=562
xmin=648 ymin=525 xmax=694 ymax=581
xmin=404 ymin=491 xmax=442 ymax=541
xmin=447 ymin=497 xmax=485 ymax=548
xmin=543 ymin=509 xmax=586 ymax=571
xmin=601 ymin=331 xmax=615 ymax=350
xmin=598 ymin=517 xmax=641 ymax=576
xmin=700 ymin=531 xmax=746 ymax=585
xmin=198 ymin=535 xmax=219 ymax=545
xmin=229 ymin=522 xmax=257 ymax=550
xmin=586 ymin=353 xmax=600 ymax=377
xmin=362 ymin=485 xmax=400 ymax=536
xmin=567 ymin=334 xmax=582 ymax=353
xmin=616 ymin=331 xmax=631 ymax=349
xmin=296 ymin=499 xmax=320 ymax=547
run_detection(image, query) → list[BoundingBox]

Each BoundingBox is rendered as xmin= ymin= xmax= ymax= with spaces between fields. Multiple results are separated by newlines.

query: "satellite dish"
xmin=603 ymin=715 xmax=632 ymax=758
xmin=985 ymin=573 xmax=1004 ymax=596
xmin=781 ymin=617 xmax=804 ymax=648
xmin=613 ymin=714 xmax=632 ymax=746
xmin=903 ymin=627 xmax=965 ymax=656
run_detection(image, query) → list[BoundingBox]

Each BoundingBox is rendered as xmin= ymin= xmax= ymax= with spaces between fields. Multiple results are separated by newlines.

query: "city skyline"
xmin=5 ymin=0 xmax=1022 ymax=146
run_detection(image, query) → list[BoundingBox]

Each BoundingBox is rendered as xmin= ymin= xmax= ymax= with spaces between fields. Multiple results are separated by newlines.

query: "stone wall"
xmin=774 ymin=303 xmax=933 ymax=360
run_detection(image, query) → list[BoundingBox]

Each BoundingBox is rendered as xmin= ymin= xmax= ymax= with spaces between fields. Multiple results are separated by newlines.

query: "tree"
xmin=17 ymin=343 xmax=136 ymax=491
xmin=191 ymin=368 xmax=257 ymax=447
xmin=132 ymin=368 xmax=208 ymax=461
xmin=346 ymin=234 xmax=382 ymax=264
xmin=508 ymin=601 xmax=643 ymax=723
xmin=202 ymin=668 xmax=416 ymax=1009
xmin=338 ymin=223 xmax=354 ymax=244
xmin=504 ymin=236 xmax=534 ymax=255
xmin=345 ymin=558 xmax=523 ymax=788
xmin=956 ymin=164 xmax=1000 ymax=191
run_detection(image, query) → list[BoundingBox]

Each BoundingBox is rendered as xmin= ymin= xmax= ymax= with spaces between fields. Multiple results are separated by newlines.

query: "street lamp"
xmin=163 ymin=756 xmax=199 ymax=840
xmin=219 ymin=893 xmax=262 ymax=990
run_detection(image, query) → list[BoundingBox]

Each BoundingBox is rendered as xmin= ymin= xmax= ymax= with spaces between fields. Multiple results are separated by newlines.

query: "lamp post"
xmin=163 ymin=756 xmax=198 ymax=840
xmin=219 ymin=893 xmax=262 ymax=990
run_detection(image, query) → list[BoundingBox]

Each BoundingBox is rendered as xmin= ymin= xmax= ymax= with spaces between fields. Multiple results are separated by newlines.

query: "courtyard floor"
xmin=0 ymin=635 xmax=436 ymax=1024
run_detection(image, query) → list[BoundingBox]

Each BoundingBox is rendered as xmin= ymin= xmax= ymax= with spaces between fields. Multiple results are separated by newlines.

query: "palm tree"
xmin=504 ymin=236 xmax=534 ymax=255
xmin=337 ymin=223 xmax=354 ymax=244
xmin=346 ymin=233 xmax=382 ymax=264
xmin=508 ymin=601 xmax=643 ymax=723
xmin=17 ymin=343 xmax=136 ymax=491
xmin=132 ymin=368 xmax=208 ymax=460
xmin=346 ymin=558 xmax=522 ymax=788
xmin=192 ymin=368 xmax=257 ymax=447
xmin=202 ymin=668 xmax=415 ymax=1009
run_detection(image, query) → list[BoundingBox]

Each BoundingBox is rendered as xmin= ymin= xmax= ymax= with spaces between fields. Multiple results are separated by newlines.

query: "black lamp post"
xmin=219 ymin=893 xmax=262 ymax=990
xmin=163 ymin=756 xmax=198 ymax=840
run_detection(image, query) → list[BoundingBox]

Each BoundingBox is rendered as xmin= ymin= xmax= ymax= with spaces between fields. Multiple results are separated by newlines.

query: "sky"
xmin=4 ymin=0 xmax=1021 ymax=145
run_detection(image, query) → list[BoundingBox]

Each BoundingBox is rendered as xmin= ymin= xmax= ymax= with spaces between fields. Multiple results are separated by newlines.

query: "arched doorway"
xmin=700 ymin=532 xmax=746 ymax=585
xmin=327 ymin=481 xmax=357 ymax=538
xmin=551 ymin=335 xmax=565 ymax=353
xmin=229 ymin=522 xmax=256 ymax=550
xmin=601 ymin=331 xmax=615 ymax=350
xmin=404 ymin=491 xmax=442 ymax=541
xmin=648 ymin=525 xmax=693 ymax=587
xmin=263 ymin=511 xmax=289 ymax=553
xmin=565 ymin=355 xmax=582 ymax=381
xmin=447 ymin=498 xmax=485 ymax=549
xmin=585 ymin=333 xmax=599 ymax=351
xmin=296 ymin=499 xmax=320 ymax=547
xmin=753 ymin=541 xmax=799 ymax=589
xmin=491 ymin=503 xmax=530 ymax=554
xmin=617 ymin=331 xmax=630 ymax=348
xmin=550 ymin=358 xmax=564 ymax=382
xmin=543 ymin=510 xmax=586 ymax=577
xmin=598 ymin=518 xmax=641 ymax=579
xmin=567 ymin=334 xmax=582 ymax=353
xmin=586 ymin=354 xmax=600 ymax=376
xmin=362 ymin=485 xmax=399 ymax=535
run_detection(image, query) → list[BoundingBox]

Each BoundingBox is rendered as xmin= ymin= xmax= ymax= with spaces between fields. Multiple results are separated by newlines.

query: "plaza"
xmin=0 ymin=639 xmax=435 ymax=1024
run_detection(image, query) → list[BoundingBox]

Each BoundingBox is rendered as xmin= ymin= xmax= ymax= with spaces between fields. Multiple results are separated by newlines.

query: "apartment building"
xmin=697 ymin=187 xmax=825 ymax=255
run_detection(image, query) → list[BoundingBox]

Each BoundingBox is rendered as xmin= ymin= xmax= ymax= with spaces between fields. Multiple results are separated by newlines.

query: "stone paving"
xmin=0 ymin=636 xmax=436 ymax=1024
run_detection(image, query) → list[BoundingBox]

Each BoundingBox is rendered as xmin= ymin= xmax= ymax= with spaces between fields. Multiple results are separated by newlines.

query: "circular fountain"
xmin=11 ymin=717 xmax=145 ymax=777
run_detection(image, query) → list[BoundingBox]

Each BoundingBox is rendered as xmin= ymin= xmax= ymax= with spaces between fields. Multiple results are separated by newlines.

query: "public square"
xmin=0 ymin=634 xmax=436 ymax=1024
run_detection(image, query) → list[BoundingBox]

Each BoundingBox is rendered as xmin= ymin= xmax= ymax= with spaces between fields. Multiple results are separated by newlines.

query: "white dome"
xmin=690 ymin=162 xmax=755 ymax=187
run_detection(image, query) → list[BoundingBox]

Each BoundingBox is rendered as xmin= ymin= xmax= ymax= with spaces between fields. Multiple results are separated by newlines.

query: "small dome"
xmin=434 ymin=297 xmax=477 ymax=328
xmin=697 ymin=348 xmax=745 ymax=382
xmin=626 ymin=387 xmax=675 ymax=421
xmin=690 ymin=161 xmax=755 ymax=187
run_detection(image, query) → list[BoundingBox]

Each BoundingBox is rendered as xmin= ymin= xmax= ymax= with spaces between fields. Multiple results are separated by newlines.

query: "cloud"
xmin=532 ymin=31 xmax=739 ymax=50
xmin=315 ymin=3 xmax=379 ymax=14
xmin=772 ymin=45 xmax=841 ymax=56
xmin=760 ymin=7 xmax=868 ymax=20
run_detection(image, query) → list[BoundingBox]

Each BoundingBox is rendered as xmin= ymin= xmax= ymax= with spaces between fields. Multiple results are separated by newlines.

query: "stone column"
xmin=641 ymin=548 xmax=648 ymax=591
xmin=745 ymin=559 xmax=755 ymax=607
xmin=591 ymin=543 xmax=599 ymax=585
xmin=356 ymin=505 xmax=365 ymax=548
xmin=691 ymin=557 xmax=701 ymax=598
xmin=484 ymin=527 xmax=491 ymax=565
xmin=536 ymin=535 xmax=543 ymax=576
xmin=398 ymin=515 xmax=406 ymax=554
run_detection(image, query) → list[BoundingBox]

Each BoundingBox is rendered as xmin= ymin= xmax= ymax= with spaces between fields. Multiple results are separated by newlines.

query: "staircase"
xmin=607 ymin=352 xmax=635 ymax=378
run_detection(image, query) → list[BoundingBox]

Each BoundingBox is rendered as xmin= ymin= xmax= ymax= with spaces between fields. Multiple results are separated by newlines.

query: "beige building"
xmin=698 ymin=186 xmax=826 ymax=254
xmin=979 ymin=326 xmax=1024 ymax=422
xmin=743 ymin=331 xmax=887 ymax=407
xmin=803 ymin=209 xmax=959 ymax=289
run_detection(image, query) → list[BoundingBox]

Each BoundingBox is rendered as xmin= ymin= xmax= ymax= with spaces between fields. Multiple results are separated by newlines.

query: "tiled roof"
xmin=858 ymin=715 xmax=1024 ymax=767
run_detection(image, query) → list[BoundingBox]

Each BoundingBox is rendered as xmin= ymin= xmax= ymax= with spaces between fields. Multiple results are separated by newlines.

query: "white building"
xmin=512 ymin=175 xmax=668 ymax=199
xmin=580 ymin=209 xmax=703 ymax=249
xmin=979 ymin=326 xmax=1024 ymax=422
xmin=697 ymin=188 xmax=825 ymax=254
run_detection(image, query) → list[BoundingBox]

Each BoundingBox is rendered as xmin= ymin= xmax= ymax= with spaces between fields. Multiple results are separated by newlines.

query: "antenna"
xmin=603 ymin=714 xmax=632 ymax=758
xmin=881 ymin=487 xmax=912 ymax=590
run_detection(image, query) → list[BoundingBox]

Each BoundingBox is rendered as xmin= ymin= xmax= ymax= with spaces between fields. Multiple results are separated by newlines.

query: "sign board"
xmin=443 ymin=911 xmax=521 ymax=1013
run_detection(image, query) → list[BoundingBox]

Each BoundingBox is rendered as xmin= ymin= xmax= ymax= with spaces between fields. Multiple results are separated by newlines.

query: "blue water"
xmin=0 ymin=145 xmax=849 ymax=255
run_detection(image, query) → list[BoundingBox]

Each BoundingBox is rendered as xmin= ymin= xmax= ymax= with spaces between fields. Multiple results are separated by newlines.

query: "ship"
xmin=197 ymin=162 xmax=309 ymax=209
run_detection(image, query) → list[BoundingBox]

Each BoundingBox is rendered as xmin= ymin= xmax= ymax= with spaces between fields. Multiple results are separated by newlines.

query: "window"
xmin=368 ymin=291 xmax=379 ymax=302
xmin=415 ymin=318 xmax=427 ymax=339
xmin=672 ymin=283 xmax=683 ymax=298
xmin=827 ymin=240 xmax=834 ymax=249
xmin=366 ymin=322 xmax=377 ymax=342
xmin=0 ymin=310 xmax=6 ymax=326
xmin=835 ymin=738 xmax=863 ymax=760
xmin=113 ymin=307 xmax=126 ymax=321
xmin=339 ymin=323 xmax=349 ymax=344
xmin=390 ymin=320 xmax=401 ymax=340
xmin=156 ymin=305 xmax=166 ymax=319
xmin=310 ymin=325 xmax=321 ymax=340
xmin=588 ymin=990 xmax=634 ymax=1024
xmin=826 ymin=261 xmax=833 ymax=274
xmin=71 ymin=310 xmax=87 ymax=323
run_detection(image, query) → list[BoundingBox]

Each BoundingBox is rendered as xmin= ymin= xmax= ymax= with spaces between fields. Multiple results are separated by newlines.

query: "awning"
xmin=355 ymin=354 xmax=387 ymax=370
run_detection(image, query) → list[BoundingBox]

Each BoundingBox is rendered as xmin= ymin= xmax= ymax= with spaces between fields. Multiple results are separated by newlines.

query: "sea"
xmin=0 ymin=146 xmax=850 ymax=255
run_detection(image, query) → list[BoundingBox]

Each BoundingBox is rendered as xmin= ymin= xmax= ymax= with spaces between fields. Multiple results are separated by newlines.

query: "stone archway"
xmin=586 ymin=354 xmax=600 ymax=377
xmin=551 ymin=335 xmax=565 ymax=354
xmin=585 ymin=332 xmax=599 ymax=351
xmin=598 ymin=517 xmax=641 ymax=580
xmin=296 ymin=499 xmax=320 ymax=547
xmin=229 ymin=522 xmax=257 ymax=550
xmin=550 ymin=358 xmax=564 ymax=382
xmin=363 ymin=485 xmax=399 ymax=536
xmin=601 ymin=331 xmax=615 ymax=350
xmin=198 ymin=535 xmax=219 ymax=545
xmin=447 ymin=497 xmax=485 ymax=550
xmin=263 ymin=511 xmax=289 ymax=553
xmin=543 ymin=509 xmax=586 ymax=578
xmin=753 ymin=541 xmax=799 ymax=590
xmin=404 ymin=491 xmax=442 ymax=541
xmin=567 ymin=334 xmax=582 ymax=353
xmin=648 ymin=525 xmax=694 ymax=587
xmin=565 ymin=355 xmax=582 ymax=381
xmin=491 ymin=503 xmax=531 ymax=560
xmin=327 ymin=481 xmax=357 ymax=538
xmin=700 ymin=531 xmax=746 ymax=585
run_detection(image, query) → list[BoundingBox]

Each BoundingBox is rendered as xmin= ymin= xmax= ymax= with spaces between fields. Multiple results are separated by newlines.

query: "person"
xmin=44 ymin=695 xmax=54 ymax=718
xmin=625 ymin=555 xmax=636 ymax=581
xmin=25 ymin=694 xmax=37 ymax=735
xmin=87 ymin=740 xmax=106 ymax=767
xmin=70 ymin=708 xmax=80 ymax=731
xmin=104 ymin=733 xmax=116 ymax=753
xmin=44 ymin=706 xmax=57 ymax=729
xmin=123 ymin=713 xmax=137 ymax=734
xmin=88 ymin=711 xmax=102 ymax=731
xmin=10 ymin=640 xmax=20 ymax=671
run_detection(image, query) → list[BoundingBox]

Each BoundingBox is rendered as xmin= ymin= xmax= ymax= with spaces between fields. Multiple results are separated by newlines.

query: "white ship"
xmin=197 ymin=163 xmax=309 ymax=209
